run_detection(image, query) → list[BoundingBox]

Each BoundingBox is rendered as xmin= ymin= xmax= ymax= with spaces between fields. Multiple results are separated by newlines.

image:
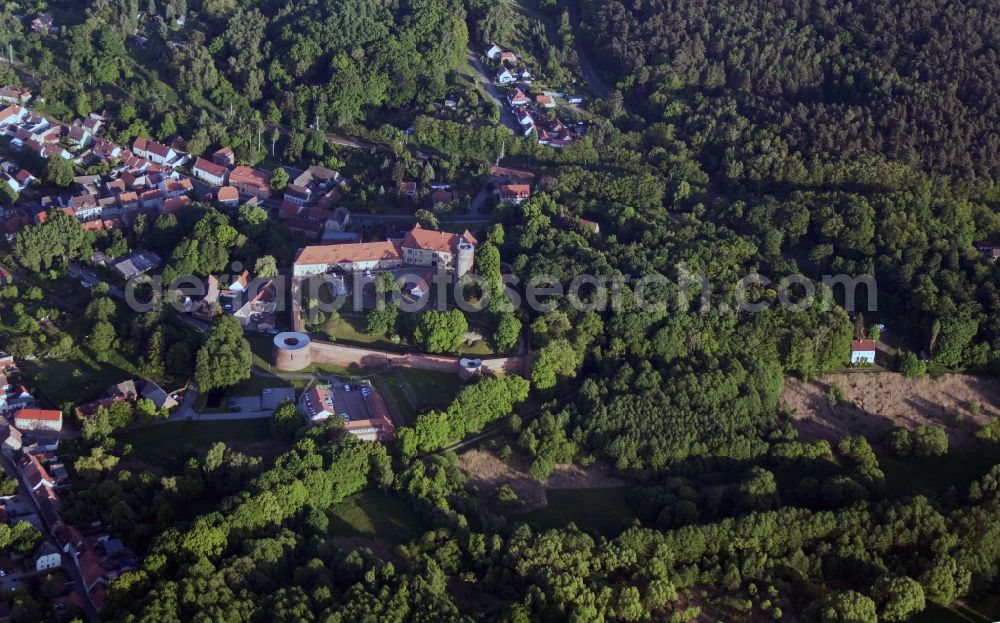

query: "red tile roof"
xmin=499 ymin=184 xmax=531 ymax=200
xmin=851 ymin=339 xmax=877 ymax=351
xmin=193 ymin=157 xmax=227 ymax=179
xmin=294 ymin=241 xmax=401 ymax=266
xmin=162 ymin=195 xmax=191 ymax=214
xmin=132 ymin=137 xmax=172 ymax=159
xmin=401 ymin=223 xmax=476 ymax=253
xmin=229 ymin=166 xmax=270 ymax=191
xmin=15 ymin=408 xmax=62 ymax=422
xmin=217 ymin=186 xmax=239 ymax=202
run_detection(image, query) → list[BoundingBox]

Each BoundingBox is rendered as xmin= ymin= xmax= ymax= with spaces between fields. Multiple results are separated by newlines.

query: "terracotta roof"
xmin=19 ymin=452 xmax=54 ymax=488
xmin=14 ymin=408 xmax=62 ymax=422
xmin=431 ymin=190 xmax=456 ymax=205
xmin=74 ymin=395 xmax=127 ymax=420
xmin=193 ymin=157 xmax=227 ymax=178
xmin=0 ymin=104 xmax=24 ymax=120
xmin=499 ymin=184 xmax=531 ymax=200
xmin=294 ymin=241 xmax=401 ymax=266
xmin=285 ymin=216 xmax=324 ymax=234
xmin=401 ymin=224 xmax=476 ymax=254
xmin=163 ymin=178 xmax=193 ymax=194
xmin=162 ymin=195 xmax=191 ymax=214
xmin=217 ymin=186 xmax=239 ymax=202
xmin=132 ymin=137 xmax=172 ymax=159
xmin=229 ymin=166 xmax=270 ymax=190
xmin=851 ymin=339 xmax=877 ymax=351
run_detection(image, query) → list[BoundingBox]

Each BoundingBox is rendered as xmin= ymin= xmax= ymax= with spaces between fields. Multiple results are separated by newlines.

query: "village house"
xmin=496 ymin=66 xmax=515 ymax=84
xmin=162 ymin=195 xmax=191 ymax=215
xmin=975 ymin=241 xmax=1000 ymax=260
xmin=20 ymin=452 xmax=56 ymax=491
xmin=0 ymin=105 xmax=27 ymax=127
xmin=0 ymin=424 xmax=22 ymax=457
xmin=14 ymin=408 xmax=63 ymax=432
xmin=850 ymin=339 xmax=877 ymax=364
xmin=31 ymin=13 xmax=54 ymax=33
xmin=160 ymin=177 xmax=193 ymax=198
xmin=67 ymin=125 xmax=92 ymax=149
xmin=508 ymin=88 xmax=531 ymax=107
xmin=397 ymin=180 xmax=418 ymax=198
xmin=0 ymin=86 xmax=31 ymax=106
xmin=497 ymin=183 xmax=531 ymax=205
xmin=233 ymin=280 xmax=278 ymax=331
xmin=1 ymin=384 xmax=35 ymax=415
xmin=535 ymin=93 xmax=556 ymax=108
xmin=192 ymin=157 xmax=228 ymax=186
xmin=229 ymin=166 xmax=271 ymax=199
xmin=212 ymin=146 xmax=236 ymax=167
xmin=431 ymin=190 xmax=456 ymax=206
xmin=216 ymin=185 xmax=240 ymax=208
xmin=485 ymin=43 xmax=504 ymax=60
xmin=34 ymin=542 xmax=62 ymax=571
xmin=132 ymin=137 xmax=181 ymax=166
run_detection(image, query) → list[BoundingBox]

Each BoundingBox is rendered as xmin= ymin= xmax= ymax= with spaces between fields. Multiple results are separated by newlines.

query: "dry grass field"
xmin=782 ymin=372 xmax=1000 ymax=444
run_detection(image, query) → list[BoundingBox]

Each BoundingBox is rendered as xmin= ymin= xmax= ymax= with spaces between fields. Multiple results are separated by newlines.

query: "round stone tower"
xmin=272 ymin=332 xmax=312 ymax=371
xmin=456 ymin=241 xmax=475 ymax=277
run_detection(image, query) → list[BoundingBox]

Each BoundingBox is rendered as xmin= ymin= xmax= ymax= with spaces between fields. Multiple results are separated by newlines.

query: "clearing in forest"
xmin=782 ymin=372 xmax=1000 ymax=444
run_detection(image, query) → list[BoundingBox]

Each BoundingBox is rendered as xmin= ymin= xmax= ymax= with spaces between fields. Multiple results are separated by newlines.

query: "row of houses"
xmin=507 ymin=87 xmax=582 ymax=147
xmin=175 ymin=271 xmax=280 ymax=331
xmin=1 ymin=426 xmax=136 ymax=613
xmin=190 ymin=145 xmax=274 ymax=202
xmin=486 ymin=43 xmax=532 ymax=85
xmin=0 ymin=103 xmax=206 ymax=237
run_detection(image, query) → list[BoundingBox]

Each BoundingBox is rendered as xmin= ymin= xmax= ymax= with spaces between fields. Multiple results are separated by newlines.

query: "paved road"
xmin=467 ymin=48 xmax=520 ymax=133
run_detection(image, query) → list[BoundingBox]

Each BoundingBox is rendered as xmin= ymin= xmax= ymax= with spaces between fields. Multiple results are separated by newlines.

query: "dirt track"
xmin=782 ymin=372 xmax=1000 ymax=444
xmin=459 ymin=450 xmax=625 ymax=512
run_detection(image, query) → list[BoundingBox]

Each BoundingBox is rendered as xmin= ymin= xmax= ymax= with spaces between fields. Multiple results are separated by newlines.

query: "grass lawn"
xmin=18 ymin=344 xmax=140 ymax=407
xmin=224 ymin=372 xmax=298 ymax=397
xmin=517 ymin=487 xmax=636 ymax=536
xmin=327 ymin=489 xmax=424 ymax=545
xmin=393 ymin=367 xmax=466 ymax=407
xmin=320 ymin=313 xmax=408 ymax=352
xmin=118 ymin=418 xmax=274 ymax=467
xmin=371 ymin=375 xmax=416 ymax=425
xmin=881 ymin=441 xmax=1000 ymax=500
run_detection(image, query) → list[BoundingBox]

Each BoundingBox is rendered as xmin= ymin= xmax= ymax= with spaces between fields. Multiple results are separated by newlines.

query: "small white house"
xmin=34 ymin=542 xmax=62 ymax=571
xmin=850 ymin=339 xmax=876 ymax=364
xmin=485 ymin=43 xmax=503 ymax=60
xmin=496 ymin=67 xmax=514 ymax=84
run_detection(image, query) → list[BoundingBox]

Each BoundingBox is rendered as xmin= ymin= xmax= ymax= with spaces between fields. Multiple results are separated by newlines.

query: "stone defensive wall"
xmin=272 ymin=331 xmax=529 ymax=378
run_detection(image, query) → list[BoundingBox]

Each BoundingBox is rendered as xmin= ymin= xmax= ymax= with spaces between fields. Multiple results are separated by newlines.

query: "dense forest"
xmin=0 ymin=0 xmax=468 ymax=162
xmin=579 ymin=0 xmax=1000 ymax=180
